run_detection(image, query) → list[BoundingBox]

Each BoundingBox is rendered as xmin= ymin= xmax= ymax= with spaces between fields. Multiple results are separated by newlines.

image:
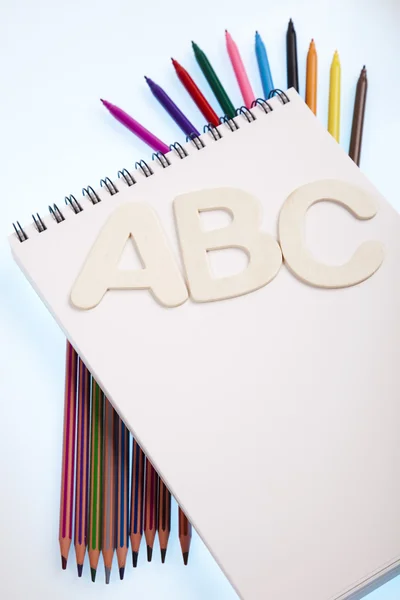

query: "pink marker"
xmin=225 ymin=30 xmax=255 ymax=109
xmin=101 ymin=99 xmax=170 ymax=154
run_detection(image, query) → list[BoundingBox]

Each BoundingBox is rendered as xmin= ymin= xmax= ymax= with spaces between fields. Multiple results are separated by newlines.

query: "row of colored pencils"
xmin=102 ymin=21 xmax=367 ymax=166
xmin=59 ymin=342 xmax=192 ymax=583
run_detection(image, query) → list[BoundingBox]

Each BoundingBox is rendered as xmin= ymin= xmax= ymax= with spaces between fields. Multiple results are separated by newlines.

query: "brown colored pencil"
xmin=305 ymin=39 xmax=317 ymax=114
xmin=102 ymin=399 xmax=117 ymax=584
xmin=59 ymin=341 xmax=78 ymax=570
xmin=158 ymin=478 xmax=171 ymax=563
xmin=74 ymin=358 xmax=91 ymax=576
xmin=130 ymin=439 xmax=145 ymax=567
xmin=144 ymin=459 xmax=159 ymax=561
xmin=349 ymin=66 xmax=367 ymax=166
xmin=179 ymin=507 xmax=192 ymax=565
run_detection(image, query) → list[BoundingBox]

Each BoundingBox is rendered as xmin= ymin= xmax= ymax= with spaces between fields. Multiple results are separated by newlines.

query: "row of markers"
xmin=59 ymin=343 xmax=191 ymax=583
xmin=59 ymin=19 xmax=368 ymax=586
xmin=101 ymin=22 xmax=366 ymax=165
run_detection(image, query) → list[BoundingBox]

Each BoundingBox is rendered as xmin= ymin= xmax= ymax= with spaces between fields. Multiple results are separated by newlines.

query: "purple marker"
xmin=145 ymin=76 xmax=200 ymax=138
xmin=101 ymin=99 xmax=170 ymax=154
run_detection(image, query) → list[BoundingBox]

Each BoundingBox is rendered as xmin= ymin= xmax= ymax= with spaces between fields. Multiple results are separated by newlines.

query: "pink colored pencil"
xmin=59 ymin=341 xmax=78 ymax=570
xmin=74 ymin=358 xmax=91 ymax=576
xmin=225 ymin=30 xmax=255 ymax=109
xmin=102 ymin=399 xmax=117 ymax=584
xmin=116 ymin=415 xmax=130 ymax=580
xmin=101 ymin=99 xmax=169 ymax=154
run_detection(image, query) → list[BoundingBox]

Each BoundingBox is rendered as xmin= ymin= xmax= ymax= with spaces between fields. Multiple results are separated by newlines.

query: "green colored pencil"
xmin=192 ymin=41 xmax=236 ymax=119
xmin=88 ymin=379 xmax=104 ymax=582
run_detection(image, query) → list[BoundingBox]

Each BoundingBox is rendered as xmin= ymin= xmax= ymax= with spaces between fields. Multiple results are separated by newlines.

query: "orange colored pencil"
xmin=305 ymin=39 xmax=317 ymax=114
xmin=88 ymin=380 xmax=104 ymax=582
xmin=74 ymin=358 xmax=91 ymax=576
xmin=102 ymin=399 xmax=117 ymax=584
xmin=144 ymin=458 xmax=159 ymax=561
xmin=59 ymin=341 xmax=78 ymax=570
xmin=130 ymin=439 xmax=145 ymax=567
xmin=158 ymin=478 xmax=171 ymax=563
xmin=179 ymin=507 xmax=192 ymax=565
xmin=116 ymin=416 xmax=130 ymax=579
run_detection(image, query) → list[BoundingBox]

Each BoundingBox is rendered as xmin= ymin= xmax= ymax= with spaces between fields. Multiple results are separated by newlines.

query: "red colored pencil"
xmin=172 ymin=58 xmax=220 ymax=127
xmin=59 ymin=341 xmax=78 ymax=570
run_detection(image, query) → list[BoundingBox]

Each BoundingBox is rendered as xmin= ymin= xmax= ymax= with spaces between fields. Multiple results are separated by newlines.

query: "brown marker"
xmin=349 ymin=66 xmax=368 ymax=166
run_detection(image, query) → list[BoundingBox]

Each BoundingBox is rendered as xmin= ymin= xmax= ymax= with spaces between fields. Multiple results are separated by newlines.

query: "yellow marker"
xmin=328 ymin=51 xmax=341 ymax=141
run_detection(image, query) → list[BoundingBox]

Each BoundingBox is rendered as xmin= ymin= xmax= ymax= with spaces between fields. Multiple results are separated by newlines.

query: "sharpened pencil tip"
xmin=183 ymin=551 xmax=189 ymax=566
xmin=90 ymin=568 xmax=97 ymax=583
xmin=61 ymin=556 xmax=67 ymax=570
xmin=119 ymin=567 xmax=125 ymax=580
xmin=77 ymin=564 xmax=83 ymax=577
xmin=132 ymin=551 xmax=138 ymax=568
xmin=144 ymin=75 xmax=149 ymax=81
xmin=161 ymin=548 xmax=167 ymax=563
xmin=147 ymin=545 xmax=153 ymax=562
xmin=105 ymin=567 xmax=111 ymax=584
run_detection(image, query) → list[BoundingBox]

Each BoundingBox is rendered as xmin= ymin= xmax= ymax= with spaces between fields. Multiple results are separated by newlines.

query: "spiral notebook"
xmin=9 ymin=88 xmax=400 ymax=600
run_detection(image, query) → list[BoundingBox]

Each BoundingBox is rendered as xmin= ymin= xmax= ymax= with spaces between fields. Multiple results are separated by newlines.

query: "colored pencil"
xmin=179 ymin=507 xmax=192 ymax=565
xmin=130 ymin=439 xmax=145 ymax=567
xmin=225 ymin=30 xmax=255 ymax=108
xmin=116 ymin=416 xmax=130 ymax=579
xmin=305 ymin=39 xmax=317 ymax=115
xmin=255 ymin=31 xmax=274 ymax=100
xmin=101 ymin=99 xmax=169 ymax=154
xmin=102 ymin=399 xmax=117 ymax=584
xmin=88 ymin=380 xmax=104 ymax=582
xmin=192 ymin=41 xmax=236 ymax=119
xmin=172 ymin=58 xmax=220 ymax=127
xmin=59 ymin=341 xmax=78 ymax=571
xmin=286 ymin=19 xmax=299 ymax=92
xmin=328 ymin=51 xmax=341 ymax=142
xmin=349 ymin=66 xmax=367 ymax=166
xmin=145 ymin=76 xmax=200 ymax=137
xmin=74 ymin=358 xmax=91 ymax=577
xmin=158 ymin=478 xmax=172 ymax=563
xmin=144 ymin=458 xmax=159 ymax=561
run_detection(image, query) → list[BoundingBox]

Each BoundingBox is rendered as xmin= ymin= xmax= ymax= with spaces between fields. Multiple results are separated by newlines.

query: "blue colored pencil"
xmin=255 ymin=31 xmax=274 ymax=99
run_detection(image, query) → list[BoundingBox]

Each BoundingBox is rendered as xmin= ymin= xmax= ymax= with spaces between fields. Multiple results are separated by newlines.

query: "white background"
xmin=1 ymin=0 xmax=400 ymax=598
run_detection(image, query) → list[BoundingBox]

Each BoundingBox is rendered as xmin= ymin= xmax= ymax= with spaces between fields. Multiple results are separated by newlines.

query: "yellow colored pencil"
xmin=328 ymin=51 xmax=341 ymax=141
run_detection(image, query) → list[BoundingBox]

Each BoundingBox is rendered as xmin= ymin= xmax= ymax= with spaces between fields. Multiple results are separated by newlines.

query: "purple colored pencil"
xmin=145 ymin=76 xmax=200 ymax=137
xmin=101 ymin=99 xmax=169 ymax=154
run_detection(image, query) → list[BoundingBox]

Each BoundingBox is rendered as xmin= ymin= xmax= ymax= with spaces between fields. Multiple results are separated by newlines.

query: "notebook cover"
xmin=9 ymin=90 xmax=400 ymax=600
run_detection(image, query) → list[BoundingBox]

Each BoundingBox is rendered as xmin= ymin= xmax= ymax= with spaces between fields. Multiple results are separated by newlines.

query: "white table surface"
xmin=1 ymin=0 xmax=400 ymax=598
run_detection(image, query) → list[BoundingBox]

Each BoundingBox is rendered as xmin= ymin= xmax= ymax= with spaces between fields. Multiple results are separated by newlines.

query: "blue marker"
xmin=255 ymin=31 xmax=274 ymax=99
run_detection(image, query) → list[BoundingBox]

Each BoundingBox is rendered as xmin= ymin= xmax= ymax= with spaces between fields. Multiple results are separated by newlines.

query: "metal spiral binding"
xmin=152 ymin=152 xmax=171 ymax=168
xmin=135 ymin=160 xmax=153 ymax=177
xmin=49 ymin=204 xmax=65 ymax=223
xmin=187 ymin=133 xmax=205 ymax=150
xmin=117 ymin=168 xmax=136 ymax=186
xmin=219 ymin=114 xmax=239 ymax=132
xmin=12 ymin=90 xmax=290 ymax=242
xmin=236 ymin=106 xmax=256 ymax=123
